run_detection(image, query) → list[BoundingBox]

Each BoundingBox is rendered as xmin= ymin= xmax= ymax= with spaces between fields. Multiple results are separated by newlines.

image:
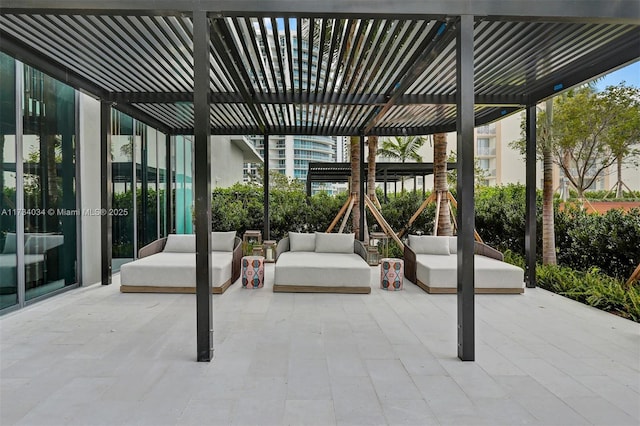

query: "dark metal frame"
xmin=525 ymin=106 xmax=537 ymax=288
xmin=456 ymin=15 xmax=475 ymax=362
xmin=263 ymin=133 xmax=270 ymax=240
xmin=193 ymin=10 xmax=213 ymax=362
xmin=100 ymin=101 xmax=112 ymax=286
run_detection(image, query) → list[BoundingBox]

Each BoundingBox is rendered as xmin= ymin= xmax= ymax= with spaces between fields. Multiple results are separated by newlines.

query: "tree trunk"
xmin=616 ymin=155 xmax=623 ymax=198
xmin=433 ymin=132 xmax=452 ymax=236
xmin=350 ymin=136 xmax=360 ymax=237
xmin=367 ymin=135 xmax=379 ymax=207
xmin=542 ymin=146 xmax=556 ymax=265
xmin=542 ymin=99 xmax=557 ymax=265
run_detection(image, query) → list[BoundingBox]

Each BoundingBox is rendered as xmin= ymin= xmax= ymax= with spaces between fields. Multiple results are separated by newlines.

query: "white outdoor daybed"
xmin=404 ymin=235 xmax=524 ymax=294
xmin=274 ymin=232 xmax=371 ymax=294
xmin=119 ymin=232 xmax=242 ymax=294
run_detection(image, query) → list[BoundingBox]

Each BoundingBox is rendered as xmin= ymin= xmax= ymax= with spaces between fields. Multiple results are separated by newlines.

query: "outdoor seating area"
xmin=273 ymin=232 xmax=371 ymax=293
xmin=404 ymin=235 xmax=525 ymax=294
xmin=119 ymin=232 xmax=242 ymax=294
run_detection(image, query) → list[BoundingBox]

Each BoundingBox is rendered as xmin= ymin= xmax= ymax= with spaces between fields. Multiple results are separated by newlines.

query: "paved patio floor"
xmin=1 ymin=264 xmax=639 ymax=425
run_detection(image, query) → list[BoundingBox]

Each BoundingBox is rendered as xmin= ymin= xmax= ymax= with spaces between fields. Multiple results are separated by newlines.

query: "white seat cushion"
xmin=275 ymin=252 xmax=370 ymax=287
xmin=415 ymin=254 xmax=524 ymax=289
xmin=120 ymin=252 xmax=232 ymax=287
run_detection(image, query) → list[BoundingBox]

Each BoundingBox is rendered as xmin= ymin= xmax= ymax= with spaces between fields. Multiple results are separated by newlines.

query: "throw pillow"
xmin=315 ymin=232 xmax=354 ymax=254
xmin=408 ymin=235 xmax=450 ymax=255
xmin=289 ymin=232 xmax=316 ymax=252
xmin=211 ymin=231 xmax=236 ymax=251
xmin=163 ymin=234 xmax=196 ymax=253
xmin=449 ymin=236 xmax=457 ymax=254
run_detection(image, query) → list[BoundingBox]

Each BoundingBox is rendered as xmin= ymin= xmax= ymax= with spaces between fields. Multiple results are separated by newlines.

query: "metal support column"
xmin=165 ymin=133 xmax=173 ymax=234
xmin=384 ymin=169 xmax=388 ymax=202
xmin=456 ymin=14 xmax=475 ymax=362
xmin=359 ymin=132 xmax=365 ymax=241
xmin=193 ymin=10 xmax=213 ymax=362
xmin=263 ymin=134 xmax=270 ymax=240
xmin=525 ymin=105 xmax=537 ymax=288
xmin=100 ymin=101 xmax=112 ymax=286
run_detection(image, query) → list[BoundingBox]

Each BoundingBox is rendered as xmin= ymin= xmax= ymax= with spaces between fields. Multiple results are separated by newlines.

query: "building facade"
xmin=244 ymin=26 xmax=337 ymax=190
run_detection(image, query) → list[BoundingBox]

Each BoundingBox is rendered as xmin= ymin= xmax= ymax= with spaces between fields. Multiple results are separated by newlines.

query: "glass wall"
xmin=22 ymin=65 xmax=77 ymax=301
xmin=0 ymin=53 xmax=17 ymax=310
xmin=111 ymin=110 xmax=170 ymax=270
xmin=111 ymin=110 xmax=135 ymax=271
xmin=174 ymin=135 xmax=193 ymax=234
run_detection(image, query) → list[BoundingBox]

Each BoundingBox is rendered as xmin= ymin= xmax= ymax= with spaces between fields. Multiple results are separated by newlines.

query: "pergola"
xmin=305 ymin=162 xmax=457 ymax=198
xmin=1 ymin=0 xmax=638 ymax=362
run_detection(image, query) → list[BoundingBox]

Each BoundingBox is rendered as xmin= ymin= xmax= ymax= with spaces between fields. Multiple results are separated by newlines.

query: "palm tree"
xmin=377 ymin=136 xmax=425 ymax=192
xmin=367 ymin=135 xmax=380 ymax=208
xmin=350 ymin=136 xmax=361 ymax=237
xmin=433 ymin=132 xmax=452 ymax=236
xmin=541 ymin=99 xmax=557 ymax=265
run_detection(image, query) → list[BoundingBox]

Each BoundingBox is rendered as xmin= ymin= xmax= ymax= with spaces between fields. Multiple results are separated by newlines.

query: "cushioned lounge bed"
xmin=404 ymin=235 xmax=524 ymax=294
xmin=119 ymin=232 xmax=242 ymax=294
xmin=274 ymin=232 xmax=371 ymax=294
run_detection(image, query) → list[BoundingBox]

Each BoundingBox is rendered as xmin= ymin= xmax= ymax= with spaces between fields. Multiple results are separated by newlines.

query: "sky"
xmin=593 ymin=61 xmax=640 ymax=91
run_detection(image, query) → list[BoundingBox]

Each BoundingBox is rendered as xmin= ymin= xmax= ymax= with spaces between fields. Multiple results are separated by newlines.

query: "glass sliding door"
xmin=138 ymin=124 xmax=158 ymax=247
xmin=22 ymin=65 xmax=77 ymax=300
xmin=158 ymin=132 xmax=168 ymax=236
xmin=0 ymin=53 xmax=18 ymax=310
xmin=111 ymin=110 xmax=134 ymax=271
xmin=174 ymin=135 xmax=193 ymax=234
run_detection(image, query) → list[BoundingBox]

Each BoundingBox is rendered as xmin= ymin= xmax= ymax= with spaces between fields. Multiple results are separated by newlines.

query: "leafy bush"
xmin=505 ymin=252 xmax=640 ymax=322
xmin=208 ymin=183 xmax=638 ymax=280
xmin=556 ymin=207 xmax=640 ymax=279
xmin=474 ymin=184 xmax=542 ymax=255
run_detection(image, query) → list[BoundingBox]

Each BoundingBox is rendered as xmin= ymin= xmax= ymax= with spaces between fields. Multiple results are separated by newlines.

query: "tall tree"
xmin=433 ymin=133 xmax=452 ymax=236
xmin=601 ymin=84 xmax=640 ymax=198
xmin=377 ymin=136 xmax=425 ymax=192
xmin=552 ymin=85 xmax=628 ymax=198
xmin=350 ymin=136 xmax=361 ymax=237
xmin=367 ymin=135 xmax=380 ymax=208
xmin=511 ymin=84 xmax=640 ymax=200
xmin=541 ymin=100 xmax=557 ymax=265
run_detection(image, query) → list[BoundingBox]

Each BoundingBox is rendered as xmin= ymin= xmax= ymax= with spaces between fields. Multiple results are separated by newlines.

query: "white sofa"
xmin=0 ymin=233 xmax=64 ymax=293
xmin=274 ymin=232 xmax=371 ymax=294
xmin=404 ymin=235 xmax=524 ymax=294
xmin=119 ymin=232 xmax=242 ymax=294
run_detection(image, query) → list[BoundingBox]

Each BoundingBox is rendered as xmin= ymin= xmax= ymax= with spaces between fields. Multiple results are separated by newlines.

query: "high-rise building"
xmin=244 ymin=26 xmax=337 ymax=191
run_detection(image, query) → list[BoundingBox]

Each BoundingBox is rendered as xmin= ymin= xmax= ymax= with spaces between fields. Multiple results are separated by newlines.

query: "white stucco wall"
xmin=497 ymin=113 xmax=528 ymax=186
xmin=78 ymin=93 xmax=102 ymax=286
xmin=210 ymin=136 xmax=246 ymax=188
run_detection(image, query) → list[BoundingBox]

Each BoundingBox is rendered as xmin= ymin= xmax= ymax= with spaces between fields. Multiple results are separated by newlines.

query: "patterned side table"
xmin=380 ymin=258 xmax=404 ymax=291
xmin=242 ymin=256 xmax=265 ymax=289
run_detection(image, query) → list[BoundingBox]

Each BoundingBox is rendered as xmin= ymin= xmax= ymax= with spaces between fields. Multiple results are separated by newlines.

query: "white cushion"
xmin=449 ymin=236 xmax=457 ymax=254
xmin=163 ymin=234 xmax=195 ymax=253
xmin=211 ymin=231 xmax=236 ymax=252
xmin=120 ymin=252 xmax=233 ymax=288
xmin=289 ymin=232 xmax=316 ymax=252
xmin=275 ymin=252 xmax=370 ymax=287
xmin=315 ymin=232 xmax=354 ymax=254
xmin=3 ymin=233 xmax=16 ymax=254
xmin=408 ymin=235 xmax=450 ymax=255
xmin=415 ymin=254 xmax=524 ymax=289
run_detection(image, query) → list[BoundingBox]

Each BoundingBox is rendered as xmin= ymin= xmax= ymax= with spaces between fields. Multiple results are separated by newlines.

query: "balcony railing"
xmin=477 ymin=147 xmax=496 ymax=156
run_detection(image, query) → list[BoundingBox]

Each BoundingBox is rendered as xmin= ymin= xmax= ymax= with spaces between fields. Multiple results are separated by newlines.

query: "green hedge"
xmin=209 ymin=183 xmax=639 ymax=280
xmin=473 ymin=185 xmax=640 ymax=280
